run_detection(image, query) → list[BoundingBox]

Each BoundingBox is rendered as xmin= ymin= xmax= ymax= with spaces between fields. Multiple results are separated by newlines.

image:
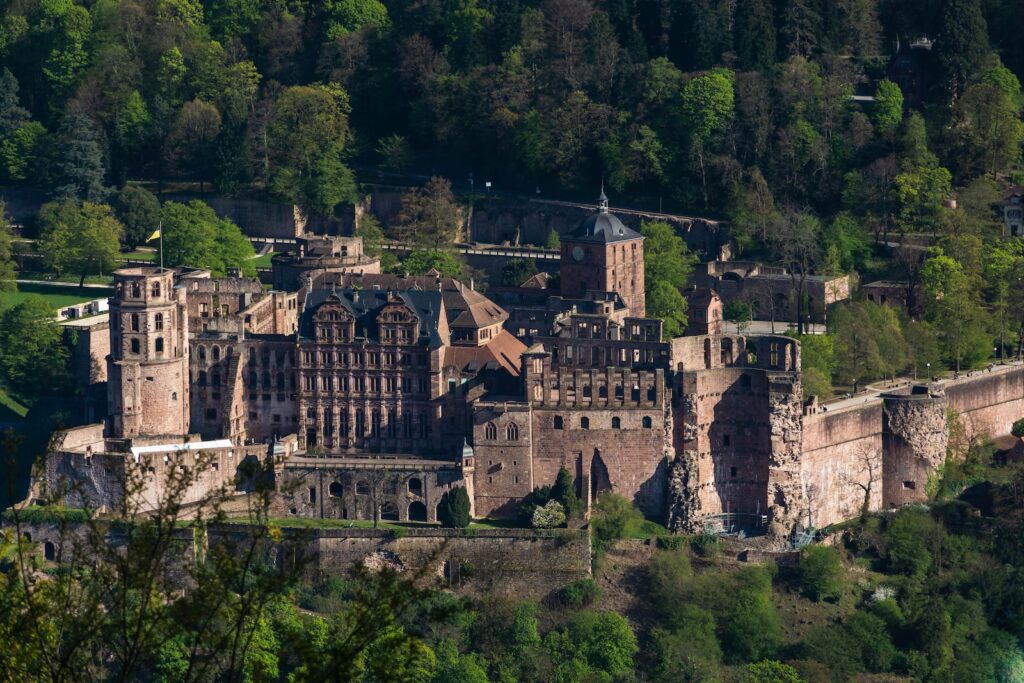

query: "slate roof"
xmin=567 ymin=203 xmax=643 ymax=244
xmin=298 ymin=287 xmax=445 ymax=347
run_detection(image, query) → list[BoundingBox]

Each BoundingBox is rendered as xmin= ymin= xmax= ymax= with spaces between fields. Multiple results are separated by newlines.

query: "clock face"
xmin=572 ymin=246 xmax=585 ymax=262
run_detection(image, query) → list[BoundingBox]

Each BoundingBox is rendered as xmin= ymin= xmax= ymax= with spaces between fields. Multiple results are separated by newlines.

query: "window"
xmin=130 ymin=338 xmax=140 ymax=354
xmin=151 ymin=281 xmax=160 ymax=297
xmin=581 ymin=417 xmax=590 ymax=430
xmin=206 ymin=408 xmax=217 ymax=420
xmin=199 ymin=346 xmax=206 ymax=361
xmin=902 ymin=480 xmax=916 ymax=490
xmin=723 ymin=434 xmax=731 ymax=447
xmin=554 ymin=415 xmax=564 ymax=429
xmin=409 ymin=478 xmax=423 ymax=496
xmin=741 ymin=374 xmax=751 ymax=388
xmin=329 ymin=482 xmax=343 ymax=497
xmin=611 ymin=417 xmax=621 ymax=429
xmin=130 ymin=314 xmax=140 ymax=332
xmin=730 ymin=467 xmax=737 ymax=477
xmin=485 ymin=422 xmax=497 ymax=440
xmin=130 ymin=283 xmax=141 ymax=298
xmin=642 ymin=416 xmax=652 ymax=429
xmin=212 ymin=346 xmax=220 ymax=361
xmin=308 ymin=487 xmax=316 ymax=504
xmin=155 ymin=337 xmax=164 ymax=353
xmin=154 ymin=313 xmax=163 ymax=330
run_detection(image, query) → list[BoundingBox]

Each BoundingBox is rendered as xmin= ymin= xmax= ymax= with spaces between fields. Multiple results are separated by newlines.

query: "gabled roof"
xmin=298 ymin=287 xmax=445 ymax=347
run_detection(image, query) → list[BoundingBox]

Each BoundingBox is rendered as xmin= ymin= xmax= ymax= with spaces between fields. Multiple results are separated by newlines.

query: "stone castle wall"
xmin=882 ymin=393 xmax=947 ymax=507
xmin=944 ymin=366 xmax=1024 ymax=440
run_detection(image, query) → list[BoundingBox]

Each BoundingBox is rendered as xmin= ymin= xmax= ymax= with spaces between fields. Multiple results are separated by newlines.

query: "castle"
xmin=25 ymin=198 xmax=1024 ymax=539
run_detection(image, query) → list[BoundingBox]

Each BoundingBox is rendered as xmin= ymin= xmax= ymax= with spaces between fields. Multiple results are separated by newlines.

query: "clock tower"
xmin=559 ymin=190 xmax=646 ymax=316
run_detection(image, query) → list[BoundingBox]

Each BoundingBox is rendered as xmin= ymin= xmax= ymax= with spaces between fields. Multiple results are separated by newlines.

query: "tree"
xmin=0 ymin=68 xmax=29 ymax=138
xmin=376 ymin=133 xmax=412 ymax=171
xmin=768 ymin=209 xmax=823 ymax=335
xmin=0 ymin=202 xmax=15 ymax=291
xmin=647 ymin=607 xmax=722 ymax=682
xmin=831 ymin=301 xmax=907 ymax=385
xmin=545 ymin=611 xmax=638 ymax=680
xmin=798 ymin=546 xmax=844 ymax=601
xmin=50 ymin=114 xmax=108 ymax=202
xmin=590 ymin=493 xmax=643 ymax=552
xmin=501 ymin=258 xmax=538 ymax=286
xmin=679 ymin=68 xmax=734 ymax=208
xmin=394 ymin=177 xmax=463 ymax=250
xmin=920 ymin=250 xmax=990 ymax=371
xmin=724 ymin=300 xmax=753 ymax=334
xmin=37 ymin=201 xmax=123 ymax=286
xmin=642 ymin=221 xmax=696 ymax=337
xmin=160 ymin=200 xmax=255 ymax=276
xmin=531 ymin=499 xmax=566 ymax=528
xmin=0 ymin=121 xmax=47 ymax=184
xmin=0 ymin=297 xmax=69 ymax=398
xmin=934 ymin=0 xmax=990 ymax=101
xmin=551 ymin=467 xmax=581 ymax=519
xmin=438 ymin=486 xmax=471 ymax=527
xmin=266 ymin=85 xmax=357 ymax=216
xmin=951 ymin=79 xmax=1024 ymax=178
xmin=741 ymin=660 xmax=802 ymax=683
xmin=873 ymin=79 xmax=904 ymax=131
xmin=394 ymin=250 xmax=463 ymax=278
xmin=112 ymin=185 xmax=161 ymax=249
xmin=733 ymin=0 xmax=776 ymax=71
xmin=167 ymin=99 xmax=222 ymax=191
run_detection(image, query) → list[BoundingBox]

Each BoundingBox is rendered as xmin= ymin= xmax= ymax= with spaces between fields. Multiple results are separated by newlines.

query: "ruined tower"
xmin=560 ymin=190 xmax=646 ymax=316
xmin=107 ymin=267 xmax=190 ymax=438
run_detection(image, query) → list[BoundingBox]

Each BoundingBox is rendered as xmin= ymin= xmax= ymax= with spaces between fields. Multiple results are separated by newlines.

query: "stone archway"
xmin=591 ymin=450 xmax=612 ymax=501
xmin=409 ymin=501 xmax=427 ymax=522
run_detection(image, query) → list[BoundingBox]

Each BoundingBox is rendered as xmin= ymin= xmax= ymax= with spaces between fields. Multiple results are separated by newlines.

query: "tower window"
xmin=485 ymin=422 xmax=497 ymax=440
xmin=154 ymin=313 xmax=163 ymax=330
xmin=130 ymin=338 xmax=140 ymax=354
xmin=611 ymin=416 xmax=621 ymax=429
xmin=554 ymin=415 xmax=564 ymax=429
xmin=131 ymin=283 xmax=141 ymax=298
xmin=151 ymin=282 xmax=160 ymax=297
xmin=155 ymin=337 xmax=164 ymax=353
xmin=130 ymin=314 xmax=140 ymax=332
xmin=642 ymin=416 xmax=652 ymax=429
xmin=581 ymin=417 xmax=590 ymax=430
xmin=506 ymin=422 xmax=519 ymax=440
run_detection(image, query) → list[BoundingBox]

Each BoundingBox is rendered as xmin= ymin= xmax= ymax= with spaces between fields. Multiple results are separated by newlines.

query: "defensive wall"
xmin=944 ymin=365 xmax=1024 ymax=440
xmin=8 ymin=520 xmax=590 ymax=601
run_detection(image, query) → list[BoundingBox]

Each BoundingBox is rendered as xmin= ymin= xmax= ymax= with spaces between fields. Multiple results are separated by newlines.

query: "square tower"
xmin=559 ymin=191 xmax=646 ymax=316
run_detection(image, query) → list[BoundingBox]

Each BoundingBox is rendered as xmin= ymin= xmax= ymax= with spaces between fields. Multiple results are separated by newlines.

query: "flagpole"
xmin=159 ymin=219 xmax=164 ymax=271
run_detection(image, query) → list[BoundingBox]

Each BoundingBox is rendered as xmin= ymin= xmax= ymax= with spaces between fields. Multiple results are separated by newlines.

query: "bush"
xmin=647 ymin=608 xmax=722 ymax=682
xmin=657 ymin=535 xmax=688 ymax=551
xmin=551 ymin=467 xmax=582 ymax=519
xmin=590 ymin=493 xmax=644 ymax=552
xmin=1013 ymin=418 xmax=1024 ymax=438
xmin=798 ymin=545 xmax=844 ymax=601
xmin=691 ymin=532 xmax=721 ymax=559
xmin=531 ymin=500 xmax=566 ymax=528
xmin=517 ymin=485 xmax=552 ymax=527
xmin=561 ymin=578 xmax=602 ymax=607
xmin=740 ymin=660 xmax=802 ymax=682
xmin=438 ymin=487 xmax=471 ymax=528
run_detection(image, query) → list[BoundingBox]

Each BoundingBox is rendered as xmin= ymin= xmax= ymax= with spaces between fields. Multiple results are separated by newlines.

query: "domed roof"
xmin=568 ymin=190 xmax=643 ymax=244
xmin=461 ymin=438 xmax=474 ymax=459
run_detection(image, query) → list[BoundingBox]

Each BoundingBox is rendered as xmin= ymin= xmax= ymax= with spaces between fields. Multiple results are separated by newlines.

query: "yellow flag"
xmin=146 ymin=229 xmax=161 ymax=242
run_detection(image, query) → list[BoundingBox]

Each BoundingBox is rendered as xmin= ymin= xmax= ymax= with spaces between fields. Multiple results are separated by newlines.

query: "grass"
xmin=250 ymin=251 xmax=277 ymax=269
xmin=16 ymin=272 xmax=116 ymax=286
xmin=0 ymin=282 xmax=111 ymax=310
xmin=119 ymin=250 xmax=157 ymax=263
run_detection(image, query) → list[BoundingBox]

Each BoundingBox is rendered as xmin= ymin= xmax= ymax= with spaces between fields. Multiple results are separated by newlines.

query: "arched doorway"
xmin=591 ymin=450 xmax=612 ymax=501
xmin=380 ymin=502 xmax=400 ymax=521
xmin=409 ymin=501 xmax=427 ymax=522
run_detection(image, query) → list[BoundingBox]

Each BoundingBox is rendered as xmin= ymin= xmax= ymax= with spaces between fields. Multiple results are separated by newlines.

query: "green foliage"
xmin=590 ymin=493 xmax=644 ymax=553
xmin=394 ymin=250 xmax=463 ymax=278
xmin=797 ymin=545 xmax=844 ymax=601
xmin=0 ymin=202 xmax=15 ymax=290
xmin=50 ymin=114 xmax=108 ymax=202
xmin=395 ymin=177 xmax=463 ymax=251
xmin=873 ymin=79 xmax=904 ymax=130
xmin=161 ymin=200 xmax=255 ymax=276
xmin=690 ymin=532 xmax=721 ymax=559
xmin=375 ymin=133 xmax=412 ymax=171
xmin=883 ymin=508 xmax=945 ymax=578
xmin=830 ymin=300 xmax=907 ymax=385
xmin=530 ymin=499 xmax=565 ymax=529
xmin=500 ymin=258 xmax=537 ymax=287
xmin=112 ymin=185 xmax=160 ymax=249
xmin=550 ymin=467 xmax=581 ymax=519
xmin=740 ymin=660 xmax=802 ymax=683
xmin=1013 ymin=418 xmax=1024 ymax=438
xmin=0 ymin=296 xmax=69 ymax=399
xmin=560 ymin=578 xmax=601 ymax=607
xmin=647 ymin=606 xmax=722 ymax=682
xmin=438 ymin=487 xmax=471 ymax=528
xmin=545 ymin=610 xmax=637 ymax=680
xmin=544 ymin=229 xmax=560 ymax=250
xmin=642 ymin=220 xmax=696 ymax=337
xmin=37 ymin=200 xmax=123 ymax=286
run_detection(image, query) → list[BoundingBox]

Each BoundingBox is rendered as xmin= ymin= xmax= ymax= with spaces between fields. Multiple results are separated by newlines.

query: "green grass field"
xmin=0 ymin=283 xmax=112 ymax=310
xmin=250 ymin=251 xmax=277 ymax=269
xmin=119 ymin=250 xmax=157 ymax=263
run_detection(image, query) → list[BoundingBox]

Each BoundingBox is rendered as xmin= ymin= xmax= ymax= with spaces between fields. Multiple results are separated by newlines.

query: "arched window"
xmin=154 ymin=313 xmax=163 ymax=331
xmin=615 ymin=384 xmax=624 ymax=399
xmin=599 ymin=385 xmax=608 ymax=398
xmin=276 ymin=373 xmax=285 ymax=390
xmin=198 ymin=346 xmax=206 ymax=361
xmin=212 ymin=346 xmax=220 ymax=361
xmin=262 ymin=371 xmax=270 ymax=387
xmin=642 ymin=416 xmax=653 ymax=429
xmin=582 ymin=384 xmax=592 ymax=398
xmin=130 ymin=338 xmax=140 ymax=354
xmin=329 ymin=481 xmax=343 ymax=497
xmin=380 ymin=502 xmax=399 ymax=521
xmin=130 ymin=314 xmax=140 ymax=332
xmin=612 ymin=417 xmax=621 ymax=429
xmin=151 ymin=281 xmax=161 ymax=297
xmin=554 ymin=415 xmax=564 ymax=429
xmin=408 ymin=477 xmax=423 ymax=496
xmin=131 ymin=282 xmax=141 ymax=298
xmin=155 ymin=337 xmax=164 ymax=353
xmin=581 ymin=417 xmax=590 ymax=430
xmin=409 ymin=501 xmax=427 ymax=522
xmin=356 ymin=481 xmax=370 ymax=495
xmin=485 ymin=422 xmax=497 ymax=440
xmin=506 ymin=422 xmax=519 ymax=441
xmin=199 ymin=371 xmax=207 ymax=386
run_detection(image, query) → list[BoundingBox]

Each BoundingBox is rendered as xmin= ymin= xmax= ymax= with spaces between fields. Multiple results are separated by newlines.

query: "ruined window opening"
xmin=741 ymin=374 xmax=751 ymax=388
xmin=130 ymin=313 xmax=140 ymax=332
xmin=581 ymin=417 xmax=590 ymax=430
xmin=154 ymin=313 xmax=163 ymax=331
xmin=308 ymin=487 xmax=316 ymax=504
xmin=44 ymin=542 xmax=55 ymax=561
xmin=612 ymin=417 xmax=621 ymax=429
xmin=151 ymin=282 xmax=160 ymax=298
xmin=554 ymin=415 xmax=564 ymax=429
xmin=599 ymin=385 xmax=608 ymax=398
xmin=730 ymin=467 xmax=737 ymax=477
xmin=902 ymin=480 xmax=916 ymax=490
xmin=506 ymin=423 xmax=519 ymax=440
xmin=130 ymin=338 xmax=140 ymax=354
xmin=155 ymin=337 xmax=164 ymax=353
xmin=723 ymin=434 xmax=731 ymax=447
xmin=642 ymin=416 xmax=653 ymax=429
xmin=409 ymin=478 xmax=423 ymax=496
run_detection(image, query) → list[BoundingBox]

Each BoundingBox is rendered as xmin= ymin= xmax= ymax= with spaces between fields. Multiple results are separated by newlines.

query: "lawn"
xmin=250 ymin=251 xmax=277 ymax=269
xmin=119 ymin=250 xmax=157 ymax=263
xmin=0 ymin=386 xmax=28 ymax=419
xmin=0 ymin=283 xmax=111 ymax=310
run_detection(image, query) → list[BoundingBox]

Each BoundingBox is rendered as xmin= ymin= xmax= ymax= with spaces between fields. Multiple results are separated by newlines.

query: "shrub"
xmin=798 ymin=545 xmax=844 ymax=601
xmin=1013 ymin=418 xmax=1024 ymax=438
xmin=531 ymin=500 xmax=566 ymax=529
xmin=517 ymin=485 xmax=552 ymax=527
xmin=438 ymin=487 xmax=471 ymax=528
xmin=657 ymin=535 xmax=688 ymax=551
xmin=740 ymin=660 xmax=802 ymax=682
xmin=551 ymin=467 xmax=582 ymax=519
xmin=561 ymin=578 xmax=602 ymax=607
xmin=647 ymin=608 xmax=722 ymax=682
xmin=590 ymin=493 xmax=643 ymax=552
xmin=691 ymin=532 xmax=721 ymax=559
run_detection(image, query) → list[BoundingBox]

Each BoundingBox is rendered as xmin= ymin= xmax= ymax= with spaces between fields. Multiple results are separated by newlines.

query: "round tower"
xmin=107 ymin=267 xmax=190 ymax=438
xmin=881 ymin=386 xmax=948 ymax=507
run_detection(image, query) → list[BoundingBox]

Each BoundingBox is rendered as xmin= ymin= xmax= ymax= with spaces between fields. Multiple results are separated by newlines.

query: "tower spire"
xmin=598 ymin=180 xmax=608 ymax=213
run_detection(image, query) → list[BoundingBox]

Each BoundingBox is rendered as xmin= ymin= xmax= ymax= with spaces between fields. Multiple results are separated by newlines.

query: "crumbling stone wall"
xmin=944 ymin=366 xmax=1024 ymax=440
xmin=882 ymin=392 xmax=948 ymax=507
xmin=765 ymin=373 xmax=805 ymax=538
